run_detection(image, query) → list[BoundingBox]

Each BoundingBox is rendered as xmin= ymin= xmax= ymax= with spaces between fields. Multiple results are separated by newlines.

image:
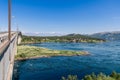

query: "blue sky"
xmin=0 ymin=0 xmax=120 ymax=34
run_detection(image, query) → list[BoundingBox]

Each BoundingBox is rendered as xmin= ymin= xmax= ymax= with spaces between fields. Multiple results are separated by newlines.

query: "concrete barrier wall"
xmin=0 ymin=59 xmax=4 ymax=80
xmin=0 ymin=33 xmax=17 ymax=80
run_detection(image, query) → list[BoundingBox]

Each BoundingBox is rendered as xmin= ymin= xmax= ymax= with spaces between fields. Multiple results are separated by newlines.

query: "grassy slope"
xmin=16 ymin=45 xmax=89 ymax=60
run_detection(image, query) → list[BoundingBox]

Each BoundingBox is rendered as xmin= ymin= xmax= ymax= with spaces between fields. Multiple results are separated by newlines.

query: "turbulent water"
xmin=13 ymin=41 xmax=120 ymax=80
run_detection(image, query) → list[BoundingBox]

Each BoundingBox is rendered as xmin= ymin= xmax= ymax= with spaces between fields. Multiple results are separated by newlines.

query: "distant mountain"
xmin=61 ymin=33 xmax=106 ymax=42
xmin=65 ymin=33 xmax=83 ymax=36
xmin=90 ymin=31 xmax=120 ymax=41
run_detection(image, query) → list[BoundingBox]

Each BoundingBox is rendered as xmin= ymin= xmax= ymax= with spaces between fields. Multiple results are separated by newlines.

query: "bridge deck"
xmin=0 ymin=32 xmax=18 ymax=80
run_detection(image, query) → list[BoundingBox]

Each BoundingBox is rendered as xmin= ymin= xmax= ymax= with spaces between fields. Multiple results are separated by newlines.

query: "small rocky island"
xmin=16 ymin=45 xmax=89 ymax=60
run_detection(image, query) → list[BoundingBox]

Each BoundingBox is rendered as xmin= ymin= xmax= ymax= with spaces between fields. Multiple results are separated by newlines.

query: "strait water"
xmin=13 ymin=41 xmax=120 ymax=80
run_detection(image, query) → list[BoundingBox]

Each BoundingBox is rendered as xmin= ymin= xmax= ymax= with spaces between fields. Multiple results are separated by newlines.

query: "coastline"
xmin=20 ymin=40 xmax=105 ymax=45
xmin=16 ymin=45 xmax=90 ymax=61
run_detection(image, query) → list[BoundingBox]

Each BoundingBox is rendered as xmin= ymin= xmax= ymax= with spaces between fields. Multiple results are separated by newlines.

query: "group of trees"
xmin=21 ymin=34 xmax=105 ymax=44
xmin=61 ymin=71 xmax=120 ymax=80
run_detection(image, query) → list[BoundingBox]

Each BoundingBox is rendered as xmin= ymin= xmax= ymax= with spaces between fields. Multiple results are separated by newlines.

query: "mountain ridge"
xmin=90 ymin=31 xmax=120 ymax=41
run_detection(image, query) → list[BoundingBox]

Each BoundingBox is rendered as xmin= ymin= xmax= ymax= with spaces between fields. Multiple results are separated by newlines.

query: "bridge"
xmin=0 ymin=32 xmax=22 ymax=80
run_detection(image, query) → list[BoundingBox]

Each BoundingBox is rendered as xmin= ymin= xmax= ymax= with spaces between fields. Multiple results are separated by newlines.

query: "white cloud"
xmin=23 ymin=32 xmax=67 ymax=36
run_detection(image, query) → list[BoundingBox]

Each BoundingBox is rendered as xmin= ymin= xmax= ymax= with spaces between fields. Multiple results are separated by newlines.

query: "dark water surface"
xmin=13 ymin=41 xmax=120 ymax=80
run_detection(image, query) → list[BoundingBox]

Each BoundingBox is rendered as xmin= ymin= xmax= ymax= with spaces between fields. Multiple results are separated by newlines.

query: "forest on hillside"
xmin=21 ymin=34 xmax=105 ymax=44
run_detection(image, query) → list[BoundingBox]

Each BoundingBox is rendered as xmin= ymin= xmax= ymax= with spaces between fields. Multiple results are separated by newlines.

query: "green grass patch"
xmin=16 ymin=45 xmax=89 ymax=60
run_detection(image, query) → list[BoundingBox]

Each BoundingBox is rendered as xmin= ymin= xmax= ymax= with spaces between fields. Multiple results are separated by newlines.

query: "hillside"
xmin=90 ymin=31 xmax=120 ymax=41
xmin=21 ymin=33 xmax=105 ymax=44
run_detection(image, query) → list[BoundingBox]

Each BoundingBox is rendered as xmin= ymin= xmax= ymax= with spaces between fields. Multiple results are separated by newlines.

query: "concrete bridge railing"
xmin=0 ymin=32 xmax=21 ymax=80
